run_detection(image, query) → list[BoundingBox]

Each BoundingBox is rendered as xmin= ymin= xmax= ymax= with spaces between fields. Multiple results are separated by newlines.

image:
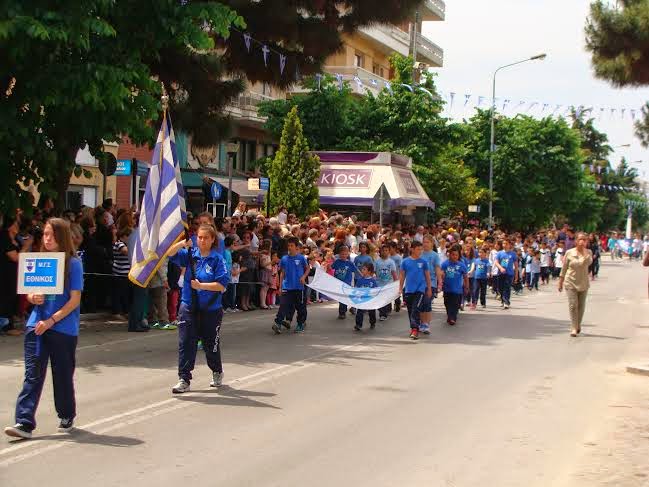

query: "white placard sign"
xmin=17 ymin=252 xmax=66 ymax=295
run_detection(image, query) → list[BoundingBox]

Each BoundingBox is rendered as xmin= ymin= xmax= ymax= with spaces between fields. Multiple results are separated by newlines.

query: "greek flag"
xmin=129 ymin=112 xmax=187 ymax=287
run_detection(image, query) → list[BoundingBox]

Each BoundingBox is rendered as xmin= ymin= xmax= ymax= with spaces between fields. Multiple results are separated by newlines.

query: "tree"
xmin=2 ymin=1 xmax=420 ymax=213
xmin=585 ymin=0 xmax=649 ymax=145
xmin=258 ymin=74 xmax=360 ymax=150
xmin=463 ymin=110 xmax=595 ymax=231
xmin=1 ymin=1 xmax=244 ymax=212
xmin=267 ymin=106 xmax=320 ymax=218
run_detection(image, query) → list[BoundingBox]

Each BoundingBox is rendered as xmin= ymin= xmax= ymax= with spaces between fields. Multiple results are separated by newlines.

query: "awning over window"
xmin=314 ymin=152 xmax=434 ymax=209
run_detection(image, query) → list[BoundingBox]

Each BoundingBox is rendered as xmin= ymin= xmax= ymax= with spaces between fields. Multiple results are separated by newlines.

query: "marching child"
xmin=375 ymin=244 xmax=398 ymax=321
xmin=273 ymin=236 xmax=310 ymax=334
xmin=471 ymin=247 xmax=491 ymax=309
xmin=388 ymin=242 xmax=403 ymax=312
xmin=330 ymin=245 xmax=358 ymax=319
xmin=399 ymin=241 xmax=432 ymax=340
xmin=353 ymin=263 xmax=378 ymax=331
xmin=539 ymin=242 xmax=551 ymax=285
xmin=529 ymin=250 xmax=541 ymax=290
xmin=440 ymin=244 xmax=469 ymax=326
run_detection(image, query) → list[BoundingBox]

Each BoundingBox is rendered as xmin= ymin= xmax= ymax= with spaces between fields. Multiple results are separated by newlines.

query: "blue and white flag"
xmin=307 ymin=269 xmax=400 ymax=310
xmin=129 ymin=112 xmax=187 ymax=288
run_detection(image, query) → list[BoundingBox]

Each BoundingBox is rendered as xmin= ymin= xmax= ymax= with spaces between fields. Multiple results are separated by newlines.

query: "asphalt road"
xmin=1 ymin=260 xmax=648 ymax=487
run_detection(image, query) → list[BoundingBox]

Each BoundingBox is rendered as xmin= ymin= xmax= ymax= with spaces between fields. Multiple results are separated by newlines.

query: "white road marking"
xmin=0 ymin=342 xmax=366 ymax=467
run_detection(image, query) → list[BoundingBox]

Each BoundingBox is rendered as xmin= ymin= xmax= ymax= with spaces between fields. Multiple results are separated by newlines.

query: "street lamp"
xmin=489 ymin=53 xmax=547 ymax=230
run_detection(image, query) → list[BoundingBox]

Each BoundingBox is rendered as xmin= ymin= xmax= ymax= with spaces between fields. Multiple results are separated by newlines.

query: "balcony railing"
xmin=415 ymin=32 xmax=444 ymax=66
xmin=226 ymin=91 xmax=275 ymax=124
xmin=422 ymin=0 xmax=446 ymax=20
xmin=323 ymin=66 xmax=390 ymax=96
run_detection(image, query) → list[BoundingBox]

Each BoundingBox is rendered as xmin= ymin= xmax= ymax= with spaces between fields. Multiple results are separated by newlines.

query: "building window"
xmin=66 ymin=185 xmax=97 ymax=211
xmin=354 ymin=53 xmax=364 ymax=68
xmin=380 ymin=67 xmax=385 ymax=78
xmin=235 ymin=139 xmax=257 ymax=173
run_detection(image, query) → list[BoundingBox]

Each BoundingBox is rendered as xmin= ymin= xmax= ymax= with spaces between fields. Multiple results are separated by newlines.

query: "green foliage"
xmin=267 ymin=107 xmax=320 ymax=218
xmin=586 ymin=0 xmax=649 ymax=145
xmin=0 ymin=0 xmax=245 ymax=212
xmin=463 ymin=110 xmax=595 ymax=231
xmin=258 ymin=75 xmax=360 ymax=150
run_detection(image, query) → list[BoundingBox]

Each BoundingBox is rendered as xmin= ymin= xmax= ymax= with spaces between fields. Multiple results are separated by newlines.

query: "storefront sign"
xmin=260 ymin=177 xmax=270 ymax=191
xmin=398 ymin=171 xmax=420 ymax=195
xmin=318 ymin=169 xmax=372 ymax=188
xmin=17 ymin=252 xmax=66 ymax=295
xmin=115 ymin=159 xmax=132 ymax=176
xmin=247 ymin=178 xmax=260 ymax=191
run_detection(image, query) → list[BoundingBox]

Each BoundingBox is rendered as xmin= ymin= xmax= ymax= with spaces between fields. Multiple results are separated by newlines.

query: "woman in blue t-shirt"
xmin=5 ymin=218 xmax=84 ymax=440
xmin=168 ymin=224 xmax=230 ymax=394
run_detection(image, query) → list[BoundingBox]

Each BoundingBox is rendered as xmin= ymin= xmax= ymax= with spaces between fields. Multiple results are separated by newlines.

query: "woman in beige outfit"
xmin=558 ymin=233 xmax=593 ymax=337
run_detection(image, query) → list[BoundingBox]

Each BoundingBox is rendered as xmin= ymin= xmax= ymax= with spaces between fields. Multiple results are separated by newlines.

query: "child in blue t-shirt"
xmin=399 ymin=241 xmax=432 ymax=340
xmin=470 ymin=248 xmax=491 ymax=308
xmin=330 ymin=245 xmax=359 ymax=319
xmin=273 ymin=237 xmax=310 ymax=334
xmin=495 ymin=240 xmax=519 ymax=309
xmin=441 ymin=244 xmax=469 ymax=325
xmin=353 ymin=263 xmax=378 ymax=332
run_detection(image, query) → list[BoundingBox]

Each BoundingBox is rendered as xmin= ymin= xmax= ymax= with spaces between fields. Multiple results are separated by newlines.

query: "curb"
xmin=626 ymin=365 xmax=649 ymax=377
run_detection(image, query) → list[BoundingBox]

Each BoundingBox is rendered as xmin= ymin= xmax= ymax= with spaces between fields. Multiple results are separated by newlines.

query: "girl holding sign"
xmin=4 ymin=218 xmax=84 ymax=440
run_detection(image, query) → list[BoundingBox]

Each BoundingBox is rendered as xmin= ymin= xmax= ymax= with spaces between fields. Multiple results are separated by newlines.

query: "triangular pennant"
xmin=261 ymin=45 xmax=270 ymax=67
xmin=464 ymin=94 xmax=471 ymax=106
xmin=335 ymin=73 xmax=344 ymax=91
xmin=243 ymin=33 xmax=252 ymax=52
xmin=315 ymin=73 xmax=322 ymax=90
xmin=279 ymin=54 xmax=287 ymax=75
xmin=385 ymin=81 xmax=392 ymax=94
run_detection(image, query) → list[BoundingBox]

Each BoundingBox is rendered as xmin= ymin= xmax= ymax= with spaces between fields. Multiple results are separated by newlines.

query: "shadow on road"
xmin=26 ymin=428 xmax=144 ymax=447
xmin=174 ymin=386 xmax=280 ymax=409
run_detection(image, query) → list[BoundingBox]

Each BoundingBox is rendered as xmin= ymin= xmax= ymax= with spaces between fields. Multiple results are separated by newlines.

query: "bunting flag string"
xmin=230 ymin=28 xmax=644 ymax=123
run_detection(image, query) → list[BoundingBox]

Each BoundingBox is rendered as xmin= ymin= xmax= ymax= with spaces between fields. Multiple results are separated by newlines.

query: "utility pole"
xmin=409 ymin=10 xmax=420 ymax=79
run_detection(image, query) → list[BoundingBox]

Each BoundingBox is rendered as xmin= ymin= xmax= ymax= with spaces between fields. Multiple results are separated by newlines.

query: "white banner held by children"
xmin=307 ymin=268 xmax=400 ymax=310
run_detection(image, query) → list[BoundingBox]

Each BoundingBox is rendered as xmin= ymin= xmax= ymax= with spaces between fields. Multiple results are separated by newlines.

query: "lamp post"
xmin=489 ymin=53 xmax=547 ymax=230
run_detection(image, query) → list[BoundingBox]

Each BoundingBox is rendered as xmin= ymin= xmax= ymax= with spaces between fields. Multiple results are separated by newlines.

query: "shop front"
xmin=314 ymin=151 xmax=434 ymax=224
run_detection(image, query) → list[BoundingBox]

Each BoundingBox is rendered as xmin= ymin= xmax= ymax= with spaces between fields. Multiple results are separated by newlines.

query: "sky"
xmin=421 ymin=0 xmax=649 ymax=176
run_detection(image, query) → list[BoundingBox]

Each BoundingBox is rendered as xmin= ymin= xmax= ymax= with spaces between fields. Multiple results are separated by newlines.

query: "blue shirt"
xmin=441 ymin=259 xmax=467 ymax=295
xmin=374 ymin=257 xmax=397 ymax=286
xmin=279 ymin=253 xmax=309 ymax=291
xmin=390 ymin=253 xmax=403 ymax=270
xmin=401 ymin=257 xmax=429 ymax=294
xmin=496 ymin=250 xmax=517 ymax=276
xmin=353 ymin=254 xmax=373 ymax=272
xmin=27 ymin=257 xmax=84 ymax=336
xmin=331 ymin=258 xmax=358 ymax=285
xmin=223 ymin=249 xmax=233 ymax=273
xmin=421 ymin=250 xmax=441 ymax=288
xmin=170 ymin=248 xmax=230 ymax=311
xmin=473 ymin=258 xmax=491 ymax=280
xmin=355 ymin=276 xmax=378 ymax=289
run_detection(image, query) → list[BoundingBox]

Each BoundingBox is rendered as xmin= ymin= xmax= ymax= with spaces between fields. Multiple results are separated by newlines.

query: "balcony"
xmin=225 ymin=91 xmax=275 ymax=127
xmin=358 ymin=24 xmax=410 ymax=58
xmin=420 ymin=0 xmax=446 ymax=21
xmin=414 ymin=32 xmax=444 ymax=67
xmin=323 ymin=66 xmax=390 ymax=97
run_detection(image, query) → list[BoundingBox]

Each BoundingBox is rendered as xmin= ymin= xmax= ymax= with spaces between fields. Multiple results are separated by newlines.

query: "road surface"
xmin=1 ymin=260 xmax=649 ymax=486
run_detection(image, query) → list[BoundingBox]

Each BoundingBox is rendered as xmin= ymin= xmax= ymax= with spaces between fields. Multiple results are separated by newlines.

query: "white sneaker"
xmin=379 ymin=316 xmax=387 ymax=321
xmin=419 ymin=324 xmax=431 ymax=334
xmin=172 ymin=379 xmax=190 ymax=394
xmin=504 ymin=304 xmax=510 ymax=310
xmin=210 ymin=371 xmax=224 ymax=387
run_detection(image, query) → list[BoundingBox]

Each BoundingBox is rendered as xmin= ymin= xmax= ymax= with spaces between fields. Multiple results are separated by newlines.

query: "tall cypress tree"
xmin=267 ymin=106 xmax=320 ymax=218
xmin=586 ymin=0 xmax=649 ymax=145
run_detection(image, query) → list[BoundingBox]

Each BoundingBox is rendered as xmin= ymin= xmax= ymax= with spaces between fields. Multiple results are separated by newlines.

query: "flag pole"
xmin=161 ymin=82 xmax=198 ymax=321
